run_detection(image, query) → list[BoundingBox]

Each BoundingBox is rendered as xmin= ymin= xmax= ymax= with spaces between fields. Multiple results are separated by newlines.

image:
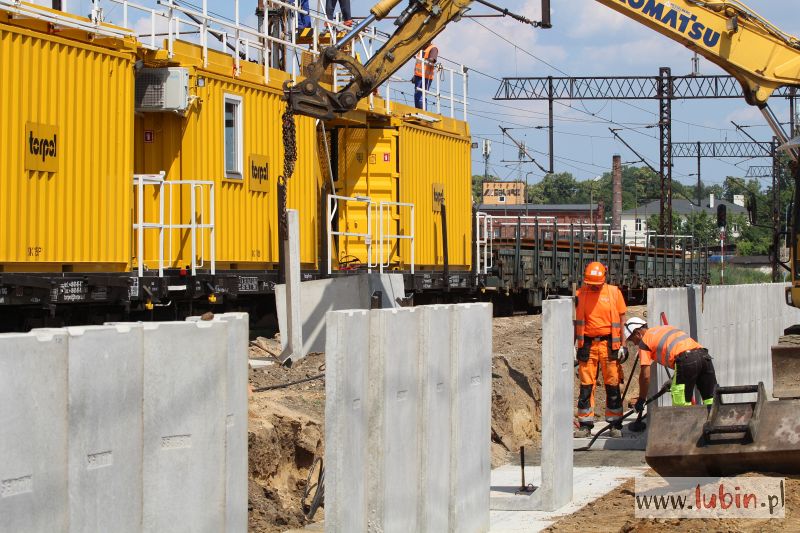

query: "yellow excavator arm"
xmin=285 ymin=0 xmax=550 ymax=119
xmin=595 ymin=1 xmax=800 ymax=107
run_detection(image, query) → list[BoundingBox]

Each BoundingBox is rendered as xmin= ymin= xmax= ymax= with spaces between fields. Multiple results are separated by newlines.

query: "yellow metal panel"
xmin=0 ymin=23 xmax=134 ymax=272
xmin=133 ymin=62 xmax=322 ymax=271
xmin=334 ymin=127 xmax=398 ymax=269
xmin=398 ymin=122 xmax=472 ymax=270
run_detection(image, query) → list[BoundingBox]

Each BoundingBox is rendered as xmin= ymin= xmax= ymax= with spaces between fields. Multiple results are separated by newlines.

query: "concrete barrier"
xmin=647 ymin=284 xmax=800 ymax=402
xmin=325 ymin=303 xmax=492 ymax=533
xmin=276 ymin=273 xmax=406 ymax=357
xmin=187 ymin=313 xmax=249 ymax=533
xmin=142 ymin=321 xmax=227 ymax=533
xmin=0 ymin=318 xmax=246 ymax=532
xmin=0 ymin=331 xmax=69 ymax=533
xmin=65 ymin=325 xmax=144 ymax=533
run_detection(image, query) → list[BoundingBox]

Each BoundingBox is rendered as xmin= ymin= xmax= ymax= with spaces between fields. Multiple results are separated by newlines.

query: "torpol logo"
xmin=25 ymin=122 xmax=59 ymax=172
xmin=249 ymin=154 xmax=269 ymax=193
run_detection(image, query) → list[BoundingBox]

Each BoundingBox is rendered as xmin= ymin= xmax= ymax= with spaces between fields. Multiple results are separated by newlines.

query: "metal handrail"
xmin=327 ymin=194 xmax=374 ymax=274
xmin=378 ymin=201 xmax=414 ymax=274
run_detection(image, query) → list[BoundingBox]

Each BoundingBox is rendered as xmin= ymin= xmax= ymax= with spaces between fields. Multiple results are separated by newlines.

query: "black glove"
xmin=634 ymin=398 xmax=645 ymax=413
xmin=576 ymin=344 xmax=590 ymax=363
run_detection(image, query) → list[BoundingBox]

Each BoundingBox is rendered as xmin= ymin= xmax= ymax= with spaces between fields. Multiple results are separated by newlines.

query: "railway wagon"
xmin=0 ymin=6 xmax=137 ymax=326
xmin=479 ymin=218 xmax=709 ymax=314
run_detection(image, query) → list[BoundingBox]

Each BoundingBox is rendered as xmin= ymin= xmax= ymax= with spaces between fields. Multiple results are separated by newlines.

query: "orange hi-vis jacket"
xmin=638 ymin=325 xmax=703 ymax=369
xmin=414 ymin=45 xmax=436 ymax=80
xmin=574 ymin=284 xmax=625 ymax=350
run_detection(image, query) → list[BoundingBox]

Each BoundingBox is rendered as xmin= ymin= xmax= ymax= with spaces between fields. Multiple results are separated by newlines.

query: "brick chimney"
xmin=612 ymin=154 xmax=622 ymax=231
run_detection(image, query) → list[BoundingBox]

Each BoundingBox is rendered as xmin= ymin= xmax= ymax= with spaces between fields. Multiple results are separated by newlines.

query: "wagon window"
xmin=224 ymin=94 xmax=243 ymax=178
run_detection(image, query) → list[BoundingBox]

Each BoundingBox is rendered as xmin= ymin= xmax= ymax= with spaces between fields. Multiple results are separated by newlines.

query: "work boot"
xmin=608 ymin=426 xmax=623 ymax=438
xmin=574 ymin=426 xmax=592 ymax=438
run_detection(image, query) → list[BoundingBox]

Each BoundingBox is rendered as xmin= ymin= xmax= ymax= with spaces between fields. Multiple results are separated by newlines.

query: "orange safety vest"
xmin=574 ymin=284 xmax=623 ymax=350
xmin=414 ymin=45 xmax=436 ymax=80
xmin=639 ymin=325 xmax=703 ymax=369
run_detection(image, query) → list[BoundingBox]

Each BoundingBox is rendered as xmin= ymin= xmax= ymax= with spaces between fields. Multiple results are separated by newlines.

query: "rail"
xmin=133 ymin=173 xmax=216 ymax=277
xmin=475 ymin=212 xmax=493 ymax=275
xmin=378 ymin=201 xmax=415 ymax=274
xmin=8 ymin=0 xmax=469 ymax=119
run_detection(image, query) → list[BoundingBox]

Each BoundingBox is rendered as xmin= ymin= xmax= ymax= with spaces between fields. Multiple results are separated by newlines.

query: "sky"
xmin=47 ymin=0 xmax=800 ymax=195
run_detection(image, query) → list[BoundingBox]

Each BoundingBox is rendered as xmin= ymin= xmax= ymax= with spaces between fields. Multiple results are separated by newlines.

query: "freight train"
xmin=0 ymin=2 xmax=705 ymax=330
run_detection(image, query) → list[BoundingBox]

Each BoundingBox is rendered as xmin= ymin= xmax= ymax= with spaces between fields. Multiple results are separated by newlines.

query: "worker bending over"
xmin=574 ymin=262 xmax=627 ymax=438
xmin=624 ymin=318 xmax=719 ymax=412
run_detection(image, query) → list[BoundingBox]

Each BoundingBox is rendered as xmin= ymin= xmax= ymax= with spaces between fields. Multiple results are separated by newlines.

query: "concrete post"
xmin=281 ymin=209 xmax=304 ymax=362
xmin=539 ymin=297 xmax=574 ymax=510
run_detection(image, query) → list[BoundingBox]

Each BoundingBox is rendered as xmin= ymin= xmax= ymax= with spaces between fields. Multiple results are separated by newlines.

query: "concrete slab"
xmin=0 ymin=331 xmax=69 ymax=533
xmin=572 ymin=420 xmax=647 ymax=451
xmin=324 ymin=304 xmax=491 ymax=533
xmin=489 ymin=465 xmax=646 ymax=532
xmin=141 ymin=321 xmax=227 ymax=533
xmin=368 ymin=308 xmax=422 ymax=533
xmin=216 ymin=313 xmax=249 ymax=533
xmin=418 ymin=305 xmax=453 ymax=532
xmin=65 ymin=325 xmax=144 ymax=533
xmin=249 ymin=358 xmax=274 ymax=369
xmin=450 ymin=303 xmax=493 ymax=532
xmin=276 ymin=273 xmax=405 ymax=356
xmin=325 ymin=309 xmax=370 ymax=533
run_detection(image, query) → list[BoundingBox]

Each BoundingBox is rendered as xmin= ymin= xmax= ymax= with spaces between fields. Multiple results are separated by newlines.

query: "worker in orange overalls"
xmin=412 ymin=42 xmax=438 ymax=109
xmin=574 ymin=262 xmax=627 ymax=438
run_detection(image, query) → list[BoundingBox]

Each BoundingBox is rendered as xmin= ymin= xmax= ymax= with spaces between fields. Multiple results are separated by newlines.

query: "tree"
xmin=472 ymin=174 xmax=497 ymax=202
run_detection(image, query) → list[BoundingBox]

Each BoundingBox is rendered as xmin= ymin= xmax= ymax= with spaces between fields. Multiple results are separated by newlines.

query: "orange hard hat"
xmin=583 ymin=262 xmax=607 ymax=285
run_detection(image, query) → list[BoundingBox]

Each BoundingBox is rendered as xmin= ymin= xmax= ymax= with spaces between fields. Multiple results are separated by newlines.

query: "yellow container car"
xmin=0 ymin=10 xmax=136 ymax=273
xmin=133 ymin=41 xmax=323 ymax=274
xmin=330 ymin=109 xmax=472 ymax=273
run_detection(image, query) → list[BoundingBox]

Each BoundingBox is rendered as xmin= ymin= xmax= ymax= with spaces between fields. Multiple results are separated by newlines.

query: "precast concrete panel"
xmin=187 ymin=313 xmax=249 ymax=533
xmin=449 ymin=303 xmax=492 ymax=533
xmin=370 ymin=308 xmax=421 ymax=533
xmin=0 ymin=331 xmax=69 ymax=533
xmin=540 ymin=298 xmax=574 ymax=510
xmin=141 ymin=321 xmax=227 ymax=533
xmin=648 ymin=284 xmax=800 ymax=403
xmin=65 ymin=325 xmax=144 ymax=533
xmin=324 ymin=310 xmax=370 ymax=533
xmin=418 ymin=305 xmax=453 ymax=532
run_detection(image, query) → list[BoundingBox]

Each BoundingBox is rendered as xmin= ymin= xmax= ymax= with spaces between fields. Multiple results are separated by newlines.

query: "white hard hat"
xmin=624 ymin=317 xmax=647 ymax=336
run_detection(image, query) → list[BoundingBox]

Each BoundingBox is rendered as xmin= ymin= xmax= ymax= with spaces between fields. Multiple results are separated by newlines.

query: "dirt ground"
xmin=546 ymin=475 xmax=800 ymax=532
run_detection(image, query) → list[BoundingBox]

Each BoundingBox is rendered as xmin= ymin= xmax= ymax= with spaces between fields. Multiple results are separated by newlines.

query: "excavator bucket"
xmin=645 ymin=383 xmax=800 ymax=477
xmin=772 ymin=343 xmax=800 ymax=399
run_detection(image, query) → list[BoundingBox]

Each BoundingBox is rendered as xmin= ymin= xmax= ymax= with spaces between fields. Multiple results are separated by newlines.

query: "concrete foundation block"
xmin=539 ymin=298 xmax=574 ymax=511
xmin=418 ymin=305 xmax=453 ymax=532
xmin=449 ymin=303 xmax=492 ymax=532
xmin=65 ymin=325 xmax=144 ymax=533
xmin=0 ymin=331 xmax=69 ymax=533
xmin=368 ymin=308 xmax=422 ymax=533
xmin=141 ymin=321 xmax=227 ymax=533
xmin=325 ymin=304 xmax=492 ymax=533
xmin=324 ymin=310 xmax=370 ymax=533
xmin=187 ymin=313 xmax=249 ymax=533
xmin=277 ymin=273 xmax=405 ymax=357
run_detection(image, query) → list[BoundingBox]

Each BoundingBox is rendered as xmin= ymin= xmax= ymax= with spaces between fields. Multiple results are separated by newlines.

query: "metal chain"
xmin=278 ymin=108 xmax=297 ymax=239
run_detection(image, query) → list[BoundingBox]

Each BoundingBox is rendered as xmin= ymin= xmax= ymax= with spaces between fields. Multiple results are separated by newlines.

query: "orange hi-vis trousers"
xmin=576 ymin=339 xmax=624 ymax=427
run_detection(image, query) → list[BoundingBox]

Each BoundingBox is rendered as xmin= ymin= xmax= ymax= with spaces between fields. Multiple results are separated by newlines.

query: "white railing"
xmin=475 ymin=211 xmax=493 ymax=275
xmin=378 ymin=201 xmax=414 ymax=274
xmin=10 ymin=0 xmax=469 ymax=119
xmin=133 ymin=173 xmax=215 ymax=277
xmin=327 ymin=194 xmax=375 ymax=275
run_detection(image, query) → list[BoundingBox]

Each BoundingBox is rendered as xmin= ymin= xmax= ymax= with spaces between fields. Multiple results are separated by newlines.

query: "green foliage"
xmin=708 ymin=265 xmax=772 ymax=285
xmin=472 ymin=174 xmax=498 ymax=202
